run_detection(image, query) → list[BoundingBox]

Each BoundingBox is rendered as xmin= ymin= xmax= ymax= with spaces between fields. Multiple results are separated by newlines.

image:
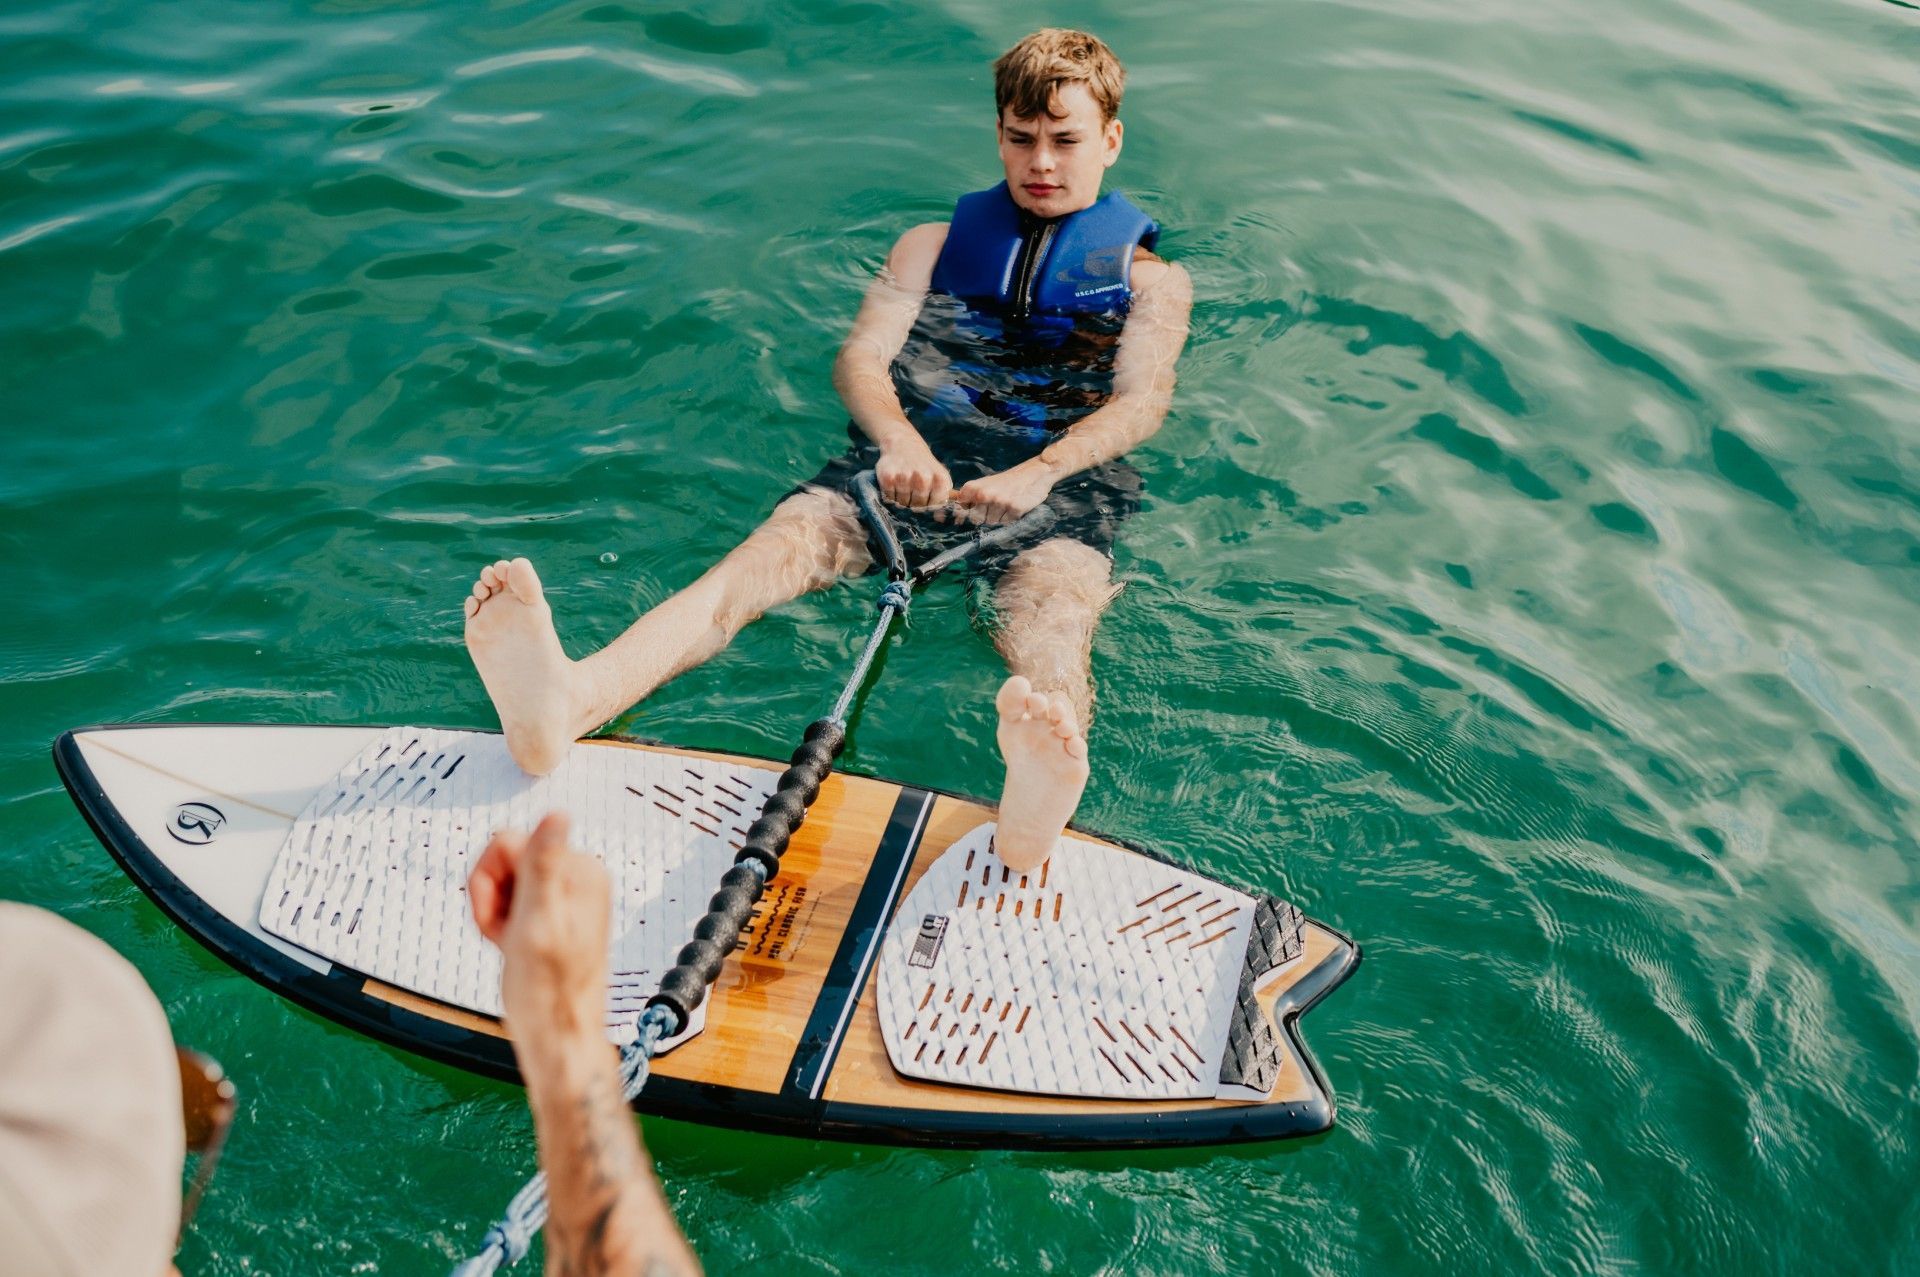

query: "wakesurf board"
xmin=53 ymin=723 xmax=1357 ymax=1149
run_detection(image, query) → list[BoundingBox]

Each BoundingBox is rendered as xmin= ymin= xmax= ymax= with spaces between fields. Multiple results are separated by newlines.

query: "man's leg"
xmin=464 ymin=487 xmax=872 ymax=775
xmin=986 ymin=537 xmax=1121 ymax=869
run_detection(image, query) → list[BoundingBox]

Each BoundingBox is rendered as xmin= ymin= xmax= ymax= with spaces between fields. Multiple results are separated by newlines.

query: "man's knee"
xmin=997 ymin=539 xmax=1119 ymax=618
xmin=706 ymin=488 xmax=870 ymax=633
xmin=740 ymin=489 xmax=870 ymax=578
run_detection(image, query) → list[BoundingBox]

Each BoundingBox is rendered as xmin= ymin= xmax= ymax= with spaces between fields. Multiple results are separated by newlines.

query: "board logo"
xmin=744 ymin=882 xmax=812 ymax=962
xmin=168 ymin=801 xmax=226 ymax=846
xmin=908 ymin=914 xmax=948 ymax=969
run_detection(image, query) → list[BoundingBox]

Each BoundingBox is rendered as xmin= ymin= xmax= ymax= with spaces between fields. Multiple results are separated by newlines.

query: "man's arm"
xmin=831 ymin=222 xmax=953 ymax=508
xmin=948 ymin=254 xmax=1193 ymax=525
xmin=469 ymin=815 xmax=703 ymax=1277
xmin=519 ymin=1031 xmax=694 ymax=1277
xmin=1035 ymin=255 xmax=1193 ymax=478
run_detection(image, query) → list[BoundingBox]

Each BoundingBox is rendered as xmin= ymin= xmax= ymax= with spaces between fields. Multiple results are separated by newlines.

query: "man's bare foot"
xmin=463 ymin=557 xmax=590 ymax=777
xmin=993 ymin=675 xmax=1090 ymax=871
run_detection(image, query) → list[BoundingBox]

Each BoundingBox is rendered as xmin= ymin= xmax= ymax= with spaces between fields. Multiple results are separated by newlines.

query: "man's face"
xmin=997 ymin=81 xmax=1123 ymax=218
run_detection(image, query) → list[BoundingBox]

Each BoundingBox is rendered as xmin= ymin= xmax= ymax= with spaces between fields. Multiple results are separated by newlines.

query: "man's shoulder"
xmin=886 ymin=222 xmax=950 ymax=288
xmin=899 ymin=221 xmax=951 ymax=250
xmin=1129 ymin=250 xmax=1190 ymax=299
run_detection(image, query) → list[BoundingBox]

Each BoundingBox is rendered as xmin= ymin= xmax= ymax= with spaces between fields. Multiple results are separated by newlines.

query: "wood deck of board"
xmin=645 ymin=761 xmax=907 ymax=1096
xmin=362 ymin=739 xmax=1336 ymax=1115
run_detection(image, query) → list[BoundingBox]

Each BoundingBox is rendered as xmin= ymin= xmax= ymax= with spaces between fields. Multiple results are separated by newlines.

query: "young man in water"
xmin=463 ymin=29 xmax=1192 ymax=869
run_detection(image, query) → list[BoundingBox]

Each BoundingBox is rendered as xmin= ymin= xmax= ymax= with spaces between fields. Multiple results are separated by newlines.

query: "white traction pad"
xmin=259 ymin=727 xmax=779 ymax=1048
xmin=876 ymin=824 xmax=1305 ymax=1101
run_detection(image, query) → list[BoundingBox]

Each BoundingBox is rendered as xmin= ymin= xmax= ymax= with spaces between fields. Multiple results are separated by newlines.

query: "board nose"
xmin=54 ymin=725 xmax=386 ymax=972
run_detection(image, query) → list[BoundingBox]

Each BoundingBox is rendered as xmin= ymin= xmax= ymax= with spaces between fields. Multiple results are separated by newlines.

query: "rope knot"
xmin=489 ymin=1220 xmax=534 ymax=1266
xmin=877 ymin=581 xmax=912 ymax=615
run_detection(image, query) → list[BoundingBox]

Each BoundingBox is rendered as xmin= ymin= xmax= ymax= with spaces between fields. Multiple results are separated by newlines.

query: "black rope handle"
xmin=911 ymin=502 xmax=1056 ymax=582
xmin=851 ymin=471 xmax=910 ymax=581
xmin=850 ymin=468 xmax=1057 ymax=585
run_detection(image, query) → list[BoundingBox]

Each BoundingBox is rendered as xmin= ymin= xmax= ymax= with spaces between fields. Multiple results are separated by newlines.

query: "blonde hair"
xmin=993 ymin=28 xmax=1126 ymax=124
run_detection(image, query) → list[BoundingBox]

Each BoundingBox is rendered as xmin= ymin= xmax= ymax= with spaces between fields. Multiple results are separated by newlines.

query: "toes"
xmin=481 ymin=563 xmax=503 ymax=590
xmin=1051 ymin=717 xmax=1076 ymax=740
xmin=1063 ymin=734 xmax=1087 ymax=760
xmin=464 ymin=595 xmax=479 ymax=619
xmin=1023 ymin=691 xmax=1051 ymax=718
xmin=505 ymin=556 xmax=545 ymax=605
xmin=996 ymin=675 xmax=1033 ymax=718
xmin=471 ymin=578 xmax=491 ymax=602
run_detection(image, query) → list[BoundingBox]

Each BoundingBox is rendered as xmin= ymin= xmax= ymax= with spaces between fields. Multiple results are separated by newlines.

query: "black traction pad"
xmin=1218 ymin=898 xmax=1306 ymax=1094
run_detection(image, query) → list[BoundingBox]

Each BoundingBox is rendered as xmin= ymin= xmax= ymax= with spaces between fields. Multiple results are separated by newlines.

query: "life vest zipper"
xmin=1009 ymin=220 xmax=1057 ymax=320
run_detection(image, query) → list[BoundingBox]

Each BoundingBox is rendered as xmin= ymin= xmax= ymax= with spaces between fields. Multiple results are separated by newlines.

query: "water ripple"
xmin=455 ymin=44 xmax=759 ymax=97
xmin=2 ymin=0 xmax=1918 ymax=1272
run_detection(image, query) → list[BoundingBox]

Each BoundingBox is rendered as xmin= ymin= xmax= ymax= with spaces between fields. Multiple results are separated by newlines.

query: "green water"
xmin=5 ymin=0 xmax=1918 ymax=1271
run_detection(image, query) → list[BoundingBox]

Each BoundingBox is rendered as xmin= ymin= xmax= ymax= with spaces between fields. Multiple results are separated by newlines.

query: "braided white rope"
xmin=451 ymin=1003 xmax=680 ymax=1275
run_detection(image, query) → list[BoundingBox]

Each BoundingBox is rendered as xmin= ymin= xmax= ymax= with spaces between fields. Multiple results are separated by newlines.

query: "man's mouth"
xmin=1023 ymin=183 xmax=1060 ymax=195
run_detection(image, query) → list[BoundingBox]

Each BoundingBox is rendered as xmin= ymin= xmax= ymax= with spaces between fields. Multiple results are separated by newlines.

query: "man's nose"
xmin=1032 ymin=144 xmax=1057 ymax=172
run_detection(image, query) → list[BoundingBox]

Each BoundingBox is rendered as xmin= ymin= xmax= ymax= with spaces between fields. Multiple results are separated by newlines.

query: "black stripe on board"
xmin=785 ymin=786 xmax=934 ymax=1101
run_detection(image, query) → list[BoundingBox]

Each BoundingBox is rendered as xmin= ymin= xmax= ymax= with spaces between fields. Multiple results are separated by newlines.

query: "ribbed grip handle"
xmin=645 ymin=718 xmax=846 ymax=1023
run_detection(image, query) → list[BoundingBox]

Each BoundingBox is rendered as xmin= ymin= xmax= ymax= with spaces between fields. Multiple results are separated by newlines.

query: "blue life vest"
xmin=929 ymin=182 xmax=1160 ymax=321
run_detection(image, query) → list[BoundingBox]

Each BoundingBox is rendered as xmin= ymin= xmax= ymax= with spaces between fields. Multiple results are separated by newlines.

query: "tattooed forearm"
xmin=526 ymin=1043 xmax=704 ymax=1277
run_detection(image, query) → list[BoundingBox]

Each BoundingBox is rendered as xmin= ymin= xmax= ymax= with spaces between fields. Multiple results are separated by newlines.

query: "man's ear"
xmin=1105 ymin=118 xmax=1124 ymax=167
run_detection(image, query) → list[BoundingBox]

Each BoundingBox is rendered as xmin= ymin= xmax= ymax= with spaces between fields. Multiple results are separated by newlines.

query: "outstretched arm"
xmin=949 ymin=255 xmax=1193 ymax=524
xmin=470 ymin=814 xmax=703 ymax=1277
xmin=832 ymin=222 xmax=954 ymax=508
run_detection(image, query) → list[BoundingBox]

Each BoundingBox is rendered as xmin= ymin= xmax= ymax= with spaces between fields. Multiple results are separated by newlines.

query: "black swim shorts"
xmin=784 ymin=424 xmax=1143 ymax=578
